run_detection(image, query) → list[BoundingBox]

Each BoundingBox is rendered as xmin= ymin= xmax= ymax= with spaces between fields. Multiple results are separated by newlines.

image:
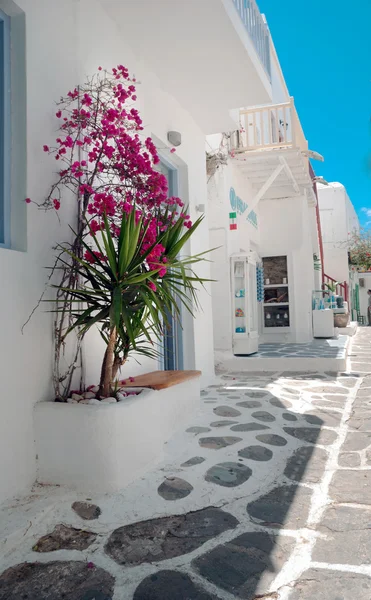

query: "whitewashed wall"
xmin=208 ymin=156 xmax=260 ymax=352
xmin=318 ymin=182 xmax=359 ymax=283
xmin=0 ymin=0 xmax=215 ymax=505
xmin=259 ymin=196 xmax=315 ymax=343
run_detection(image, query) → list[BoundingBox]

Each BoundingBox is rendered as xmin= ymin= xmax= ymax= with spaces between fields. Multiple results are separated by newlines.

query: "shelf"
xmin=263 ymin=302 xmax=289 ymax=307
xmin=263 ymin=326 xmax=291 ymax=332
xmin=264 ymin=283 xmax=288 ymax=288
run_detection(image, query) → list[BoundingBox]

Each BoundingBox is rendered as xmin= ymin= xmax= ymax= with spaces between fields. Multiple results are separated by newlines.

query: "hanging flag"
xmin=229 ymin=211 xmax=237 ymax=230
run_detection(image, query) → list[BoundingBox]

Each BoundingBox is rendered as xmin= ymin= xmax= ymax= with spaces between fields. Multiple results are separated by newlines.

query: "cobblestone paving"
xmin=1 ymin=329 xmax=371 ymax=599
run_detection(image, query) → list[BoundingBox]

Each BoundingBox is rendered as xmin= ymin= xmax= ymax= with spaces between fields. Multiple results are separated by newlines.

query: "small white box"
xmin=313 ymin=309 xmax=334 ymax=338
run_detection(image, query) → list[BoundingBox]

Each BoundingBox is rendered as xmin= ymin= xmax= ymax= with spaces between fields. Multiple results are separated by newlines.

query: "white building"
xmin=208 ymin=41 xmax=322 ymax=359
xmin=0 ymin=0 xmax=277 ymax=504
xmin=317 ymin=181 xmax=359 ymax=284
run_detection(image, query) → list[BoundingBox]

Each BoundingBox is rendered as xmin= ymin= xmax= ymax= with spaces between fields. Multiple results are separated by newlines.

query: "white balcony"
xmin=99 ymin=0 xmax=273 ymax=133
xmin=232 ymin=98 xmax=316 ymax=206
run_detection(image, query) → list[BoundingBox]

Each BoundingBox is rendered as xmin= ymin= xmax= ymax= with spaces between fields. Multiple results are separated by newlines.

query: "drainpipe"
xmin=310 ymin=165 xmax=325 ymax=285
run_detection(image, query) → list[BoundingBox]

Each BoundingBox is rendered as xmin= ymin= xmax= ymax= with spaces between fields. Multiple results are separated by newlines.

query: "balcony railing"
xmin=233 ymin=0 xmax=271 ymax=78
xmin=237 ymin=98 xmax=308 ymax=154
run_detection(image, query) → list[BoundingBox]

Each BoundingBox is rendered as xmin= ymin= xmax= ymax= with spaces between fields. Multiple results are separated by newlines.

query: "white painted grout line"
xmin=270 ymin=368 xmax=363 ymax=598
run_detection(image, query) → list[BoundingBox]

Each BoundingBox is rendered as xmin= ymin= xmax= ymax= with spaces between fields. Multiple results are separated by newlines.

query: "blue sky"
xmin=258 ymin=0 xmax=371 ymax=224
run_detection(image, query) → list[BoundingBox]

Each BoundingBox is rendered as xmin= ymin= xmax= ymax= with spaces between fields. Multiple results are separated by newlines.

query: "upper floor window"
xmin=0 ymin=9 xmax=10 ymax=247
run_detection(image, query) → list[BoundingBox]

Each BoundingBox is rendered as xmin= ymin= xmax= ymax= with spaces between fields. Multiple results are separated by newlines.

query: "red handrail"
xmin=309 ymin=164 xmax=325 ymax=285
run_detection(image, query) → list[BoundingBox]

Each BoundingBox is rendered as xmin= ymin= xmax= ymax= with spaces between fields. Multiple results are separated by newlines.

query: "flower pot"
xmin=34 ymin=378 xmax=200 ymax=492
xmin=334 ymin=313 xmax=349 ymax=328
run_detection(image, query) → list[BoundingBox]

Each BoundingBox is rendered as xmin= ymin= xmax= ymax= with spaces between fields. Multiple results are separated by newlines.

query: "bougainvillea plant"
xmin=348 ymin=228 xmax=371 ymax=271
xmin=29 ymin=65 xmax=209 ymax=400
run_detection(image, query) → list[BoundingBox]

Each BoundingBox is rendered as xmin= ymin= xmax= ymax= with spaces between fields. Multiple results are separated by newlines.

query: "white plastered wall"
xmin=318 ymin=182 xmax=359 ymax=283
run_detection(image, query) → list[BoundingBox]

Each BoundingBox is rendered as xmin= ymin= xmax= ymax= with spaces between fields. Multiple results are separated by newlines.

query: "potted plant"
xmin=27 ymin=64 xmax=208 ymax=401
xmin=32 ymin=64 xmax=210 ymax=491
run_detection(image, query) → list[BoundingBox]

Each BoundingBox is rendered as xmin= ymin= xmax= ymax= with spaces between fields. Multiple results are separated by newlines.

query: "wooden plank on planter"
xmin=121 ymin=370 xmax=201 ymax=390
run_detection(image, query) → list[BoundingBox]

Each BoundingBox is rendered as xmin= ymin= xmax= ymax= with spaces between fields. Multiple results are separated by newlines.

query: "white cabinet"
xmin=231 ymin=253 xmax=259 ymax=355
xmin=313 ymin=309 xmax=335 ymax=338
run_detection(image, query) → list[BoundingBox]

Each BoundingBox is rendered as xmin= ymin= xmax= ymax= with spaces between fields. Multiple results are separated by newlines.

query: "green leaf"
xmin=111 ymin=286 xmax=122 ymax=329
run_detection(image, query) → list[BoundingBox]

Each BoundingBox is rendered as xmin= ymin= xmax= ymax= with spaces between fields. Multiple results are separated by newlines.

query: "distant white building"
xmin=317 ymin=182 xmax=359 ymax=284
xmin=208 ymin=39 xmax=321 ymax=356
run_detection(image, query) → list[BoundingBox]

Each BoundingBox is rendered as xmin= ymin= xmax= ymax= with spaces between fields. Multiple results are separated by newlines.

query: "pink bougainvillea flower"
xmin=170 ymin=148 xmax=176 ymax=153
xmin=56 ymin=110 xmax=62 ymax=118
xmin=43 ymin=145 xmax=49 ymax=152
xmin=25 ymin=197 xmax=31 ymax=204
xmin=121 ymin=380 xmax=127 ymax=385
xmin=53 ymin=199 xmax=61 ymax=210
xmin=148 ymin=281 xmax=157 ymax=292
xmin=87 ymin=562 xmax=95 ymax=569
xmin=129 ymin=377 xmax=135 ymax=382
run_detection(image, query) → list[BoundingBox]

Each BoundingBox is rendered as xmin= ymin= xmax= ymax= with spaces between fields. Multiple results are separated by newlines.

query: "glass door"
xmin=159 ymin=160 xmax=183 ymax=370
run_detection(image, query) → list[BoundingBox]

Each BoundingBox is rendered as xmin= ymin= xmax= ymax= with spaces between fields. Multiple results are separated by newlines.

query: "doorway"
xmin=158 ymin=159 xmax=184 ymax=371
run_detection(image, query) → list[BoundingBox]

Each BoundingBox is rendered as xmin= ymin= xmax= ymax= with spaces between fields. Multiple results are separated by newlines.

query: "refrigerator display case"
xmin=231 ymin=253 xmax=259 ymax=355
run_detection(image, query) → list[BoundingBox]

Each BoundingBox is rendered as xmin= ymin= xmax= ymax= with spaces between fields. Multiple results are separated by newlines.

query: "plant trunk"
xmin=111 ymin=355 xmax=127 ymax=382
xmin=98 ymin=326 xmax=117 ymax=398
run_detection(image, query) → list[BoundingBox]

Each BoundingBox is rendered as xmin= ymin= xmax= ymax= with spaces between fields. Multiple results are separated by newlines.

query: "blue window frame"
xmin=0 ymin=9 xmax=10 ymax=247
xmin=158 ymin=159 xmax=184 ymax=371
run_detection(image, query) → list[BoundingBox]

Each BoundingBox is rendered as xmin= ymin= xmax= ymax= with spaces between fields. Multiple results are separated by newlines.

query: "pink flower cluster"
xmin=36 ymin=64 xmax=194 ymax=275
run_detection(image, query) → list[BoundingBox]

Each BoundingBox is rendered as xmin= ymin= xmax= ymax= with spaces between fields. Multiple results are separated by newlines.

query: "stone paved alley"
xmin=1 ymin=328 xmax=371 ymax=599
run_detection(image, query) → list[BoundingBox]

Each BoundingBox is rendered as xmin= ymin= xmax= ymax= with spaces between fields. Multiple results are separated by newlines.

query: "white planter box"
xmin=34 ymin=378 xmax=200 ymax=493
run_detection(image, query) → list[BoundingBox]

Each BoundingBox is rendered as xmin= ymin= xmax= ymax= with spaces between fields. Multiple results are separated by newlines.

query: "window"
xmin=0 ymin=9 xmax=10 ymax=246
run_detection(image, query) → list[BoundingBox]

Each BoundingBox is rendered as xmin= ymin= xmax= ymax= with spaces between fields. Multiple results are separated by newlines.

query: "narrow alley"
xmin=1 ymin=328 xmax=371 ymax=599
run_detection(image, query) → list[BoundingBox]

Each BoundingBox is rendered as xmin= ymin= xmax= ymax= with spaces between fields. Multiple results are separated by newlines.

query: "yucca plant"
xmin=53 ymin=207 xmax=209 ymax=398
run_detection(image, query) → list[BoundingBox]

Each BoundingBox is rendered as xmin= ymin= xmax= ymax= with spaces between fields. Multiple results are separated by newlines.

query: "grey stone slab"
xmin=230 ymin=422 xmax=270 ymax=433
xmin=290 ymin=569 xmax=371 ymax=599
xmin=313 ymin=505 xmax=371 ymax=565
xmin=33 ymin=525 xmax=96 ymax=552
xmin=342 ymin=431 xmax=371 ymax=451
xmin=205 ymin=462 xmax=252 ymax=487
xmin=244 ymin=391 xmax=268 ymax=398
xmin=238 ymin=445 xmax=273 ymax=461
xmin=284 ymin=446 xmax=328 ymax=484
xmin=304 ymin=410 xmax=342 ymax=428
xmin=329 ymin=470 xmax=371 ymax=504
xmin=198 ymin=436 xmax=242 ymax=450
xmin=186 ymin=427 xmax=211 ymax=434
xmin=213 ymin=406 xmax=241 ymax=418
xmin=270 ymin=398 xmax=293 ymax=409
xmin=246 ymin=484 xmax=312 ymax=528
xmin=0 ymin=561 xmax=114 ymax=600
xmin=323 ymin=394 xmax=347 ymax=405
xmin=350 ymin=362 xmax=371 ymax=372
xmin=236 ymin=400 xmax=262 ymax=409
xmin=158 ymin=478 xmax=193 ymax=501
xmin=181 ymin=457 xmax=205 ymax=467
xmin=338 ymin=452 xmax=361 ymax=467
xmin=133 ymin=571 xmax=218 ymax=600
xmin=356 ymin=388 xmax=371 ymax=397
xmin=193 ymin=532 xmax=295 ymax=599
xmin=283 ymin=427 xmax=337 ymax=446
xmin=251 ymin=411 xmax=276 ymax=423
xmin=210 ymin=420 xmax=239 ymax=428
xmin=348 ymin=413 xmax=371 ymax=431
xmin=256 ymin=434 xmax=288 ymax=447
xmin=309 ymin=385 xmax=348 ymax=394
xmin=105 ymin=507 xmax=238 ymax=566
xmin=283 ymin=412 xmax=298 ymax=421
xmin=72 ymin=501 xmax=101 ymax=521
